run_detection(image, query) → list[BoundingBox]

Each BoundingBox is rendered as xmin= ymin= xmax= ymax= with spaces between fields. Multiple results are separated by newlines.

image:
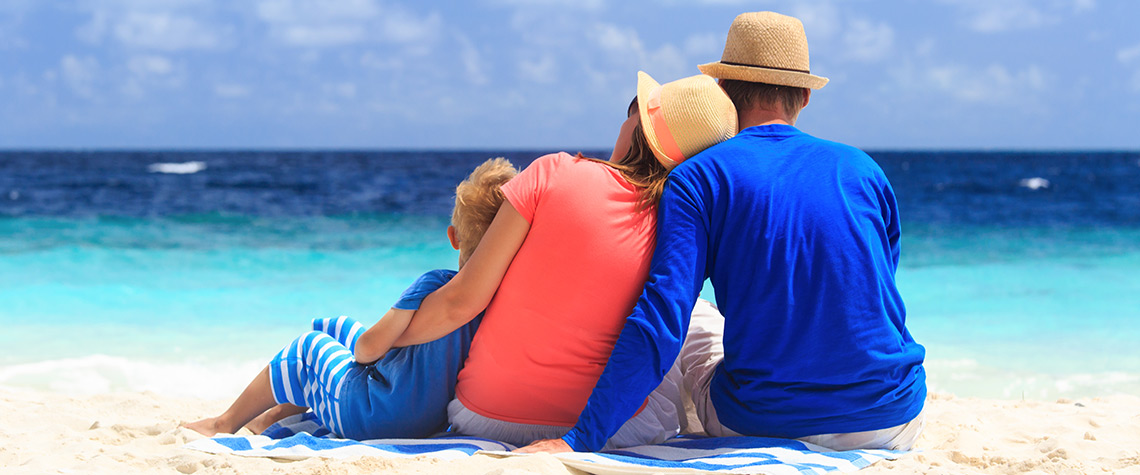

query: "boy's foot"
xmin=180 ymin=417 xmax=225 ymax=437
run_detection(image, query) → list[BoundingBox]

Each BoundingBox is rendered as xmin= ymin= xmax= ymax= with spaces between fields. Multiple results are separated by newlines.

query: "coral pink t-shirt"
xmin=454 ymin=152 xmax=657 ymax=426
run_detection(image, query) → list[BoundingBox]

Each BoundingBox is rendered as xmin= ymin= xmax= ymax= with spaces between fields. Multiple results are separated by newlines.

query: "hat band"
xmin=721 ymin=61 xmax=810 ymax=74
xmin=646 ymin=87 xmax=685 ymax=165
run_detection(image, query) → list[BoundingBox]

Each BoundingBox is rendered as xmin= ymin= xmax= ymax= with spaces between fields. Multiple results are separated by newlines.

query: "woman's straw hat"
xmin=698 ymin=12 xmax=829 ymax=90
xmin=637 ymin=72 xmax=737 ymax=170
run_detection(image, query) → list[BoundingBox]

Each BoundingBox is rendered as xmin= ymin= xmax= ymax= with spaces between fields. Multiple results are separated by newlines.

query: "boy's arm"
xmin=354 ymin=307 xmax=415 ymax=364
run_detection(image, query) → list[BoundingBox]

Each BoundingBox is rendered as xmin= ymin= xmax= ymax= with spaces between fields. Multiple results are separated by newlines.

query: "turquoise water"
xmin=900 ymin=225 xmax=1140 ymax=399
xmin=0 ymin=215 xmax=459 ymax=398
xmin=1 ymin=216 xmax=1137 ymax=400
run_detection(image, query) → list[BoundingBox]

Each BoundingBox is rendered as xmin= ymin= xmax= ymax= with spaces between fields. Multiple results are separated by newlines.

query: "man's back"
xmin=665 ymin=124 xmax=926 ymax=437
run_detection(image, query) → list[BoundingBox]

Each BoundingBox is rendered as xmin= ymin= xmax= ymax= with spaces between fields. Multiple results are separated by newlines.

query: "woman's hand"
xmin=514 ymin=438 xmax=574 ymax=454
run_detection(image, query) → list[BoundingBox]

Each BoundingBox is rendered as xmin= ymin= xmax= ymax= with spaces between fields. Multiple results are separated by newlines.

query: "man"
xmin=519 ymin=11 xmax=926 ymax=453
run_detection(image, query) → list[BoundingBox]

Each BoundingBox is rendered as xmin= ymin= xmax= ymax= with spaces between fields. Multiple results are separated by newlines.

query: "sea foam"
xmin=0 ymin=355 xmax=264 ymax=399
xmin=925 ymin=357 xmax=1140 ymax=400
xmin=147 ymin=161 xmax=207 ymax=174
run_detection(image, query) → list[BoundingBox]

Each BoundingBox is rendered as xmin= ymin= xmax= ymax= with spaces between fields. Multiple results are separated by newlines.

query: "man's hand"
xmin=514 ymin=438 xmax=574 ymax=454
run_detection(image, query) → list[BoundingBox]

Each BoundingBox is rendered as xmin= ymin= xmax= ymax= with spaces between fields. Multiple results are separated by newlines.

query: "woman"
xmin=390 ymin=72 xmax=737 ymax=448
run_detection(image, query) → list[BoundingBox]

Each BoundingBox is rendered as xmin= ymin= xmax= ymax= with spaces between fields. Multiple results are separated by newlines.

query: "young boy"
xmin=184 ymin=157 xmax=518 ymax=439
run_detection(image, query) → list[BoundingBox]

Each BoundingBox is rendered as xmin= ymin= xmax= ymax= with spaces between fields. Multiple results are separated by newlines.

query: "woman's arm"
xmin=354 ymin=307 xmax=415 ymax=364
xmin=393 ymin=202 xmax=530 ymax=346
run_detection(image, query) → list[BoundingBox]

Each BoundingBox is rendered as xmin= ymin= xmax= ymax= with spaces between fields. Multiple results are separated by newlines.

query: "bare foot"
xmin=180 ymin=417 xmax=225 ymax=437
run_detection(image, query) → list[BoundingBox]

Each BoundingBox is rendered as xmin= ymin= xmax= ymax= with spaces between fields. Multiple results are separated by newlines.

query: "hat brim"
xmin=698 ymin=61 xmax=828 ymax=89
xmin=636 ymin=71 xmax=677 ymax=168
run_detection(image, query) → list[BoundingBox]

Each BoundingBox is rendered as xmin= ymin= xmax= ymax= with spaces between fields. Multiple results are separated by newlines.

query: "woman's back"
xmin=455 ymin=152 xmax=657 ymax=426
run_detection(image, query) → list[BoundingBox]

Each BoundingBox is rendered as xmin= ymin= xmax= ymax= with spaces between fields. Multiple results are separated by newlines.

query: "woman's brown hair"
xmin=578 ymin=98 xmax=670 ymax=210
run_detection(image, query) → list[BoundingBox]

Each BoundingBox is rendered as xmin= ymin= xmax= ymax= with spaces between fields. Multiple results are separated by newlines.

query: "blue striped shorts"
xmin=266 ymin=313 xmax=480 ymax=439
xmin=268 ymin=315 xmax=366 ymax=437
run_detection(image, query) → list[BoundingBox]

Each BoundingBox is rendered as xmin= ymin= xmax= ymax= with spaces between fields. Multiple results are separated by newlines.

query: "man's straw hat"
xmin=698 ymin=12 xmax=828 ymax=90
xmin=637 ymin=72 xmax=737 ymax=170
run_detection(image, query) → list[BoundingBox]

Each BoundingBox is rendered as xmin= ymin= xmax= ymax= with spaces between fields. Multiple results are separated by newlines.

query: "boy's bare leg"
xmin=245 ymin=403 xmax=308 ymax=435
xmin=182 ymin=366 xmax=278 ymax=437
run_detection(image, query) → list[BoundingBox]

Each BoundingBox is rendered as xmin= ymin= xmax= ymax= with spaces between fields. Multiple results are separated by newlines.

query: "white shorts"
xmin=681 ymin=299 xmax=925 ymax=451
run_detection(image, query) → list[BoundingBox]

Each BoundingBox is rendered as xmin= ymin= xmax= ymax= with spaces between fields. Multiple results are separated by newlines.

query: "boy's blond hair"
xmin=452 ymin=157 xmax=518 ymax=262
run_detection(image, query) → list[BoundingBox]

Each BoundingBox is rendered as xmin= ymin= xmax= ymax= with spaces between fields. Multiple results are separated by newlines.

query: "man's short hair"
xmin=720 ymin=79 xmax=806 ymax=119
xmin=452 ymin=157 xmax=518 ymax=258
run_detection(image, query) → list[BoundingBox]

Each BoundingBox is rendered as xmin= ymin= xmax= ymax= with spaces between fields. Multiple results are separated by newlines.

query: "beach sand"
xmin=2 ymin=388 xmax=1138 ymax=474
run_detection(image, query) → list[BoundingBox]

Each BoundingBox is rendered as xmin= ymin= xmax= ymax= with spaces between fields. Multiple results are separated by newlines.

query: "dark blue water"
xmin=3 ymin=150 xmax=1139 ymax=226
xmin=1 ymin=150 xmax=1138 ymax=399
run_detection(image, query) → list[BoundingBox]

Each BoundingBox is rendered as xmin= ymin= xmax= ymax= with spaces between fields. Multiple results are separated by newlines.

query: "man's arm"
xmin=520 ymin=179 xmax=710 ymax=453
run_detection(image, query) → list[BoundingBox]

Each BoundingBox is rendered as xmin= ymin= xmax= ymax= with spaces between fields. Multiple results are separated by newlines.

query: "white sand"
xmin=2 ymin=388 xmax=1138 ymax=474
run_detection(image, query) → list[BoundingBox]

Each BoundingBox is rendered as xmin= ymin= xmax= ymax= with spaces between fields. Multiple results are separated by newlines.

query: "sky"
xmin=1 ymin=0 xmax=1138 ymax=150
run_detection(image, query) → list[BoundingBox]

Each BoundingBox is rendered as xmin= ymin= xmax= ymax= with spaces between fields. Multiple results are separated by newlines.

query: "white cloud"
xmin=121 ymin=54 xmax=184 ymax=98
xmin=76 ymin=4 xmax=226 ymax=51
xmin=128 ymin=55 xmax=174 ymax=76
xmin=646 ymin=44 xmax=688 ymax=80
xmin=256 ymin=0 xmax=441 ymax=47
xmin=214 ymin=83 xmax=250 ymax=98
xmin=1118 ymin=43 xmax=1140 ymax=64
xmin=256 ymin=0 xmax=381 ymax=23
xmin=591 ymin=23 xmax=686 ymax=79
xmin=1073 ymin=0 xmax=1096 ymax=12
xmin=280 ymin=25 xmax=366 ymax=47
xmin=1120 ymin=43 xmax=1140 ymax=95
xmin=323 ymin=82 xmax=357 ymax=99
xmin=594 ymin=23 xmax=644 ymax=60
xmin=378 ymin=9 xmax=441 ymax=44
xmin=924 ymin=63 xmax=1047 ymax=103
xmin=359 ymin=51 xmax=404 ymax=70
xmin=519 ymin=55 xmax=557 ymax=84
xmin=791 ymin=2 xmax=842 ymax=41
xmin=683 ymin=33 xmax=721 ymax=59
xmin=60 ymin=55 xmax=100 ymax=99
xmin=115 ymin=12 xmax=222 ymax=50
xmin=969 ymin=4 xmax=1050 ymax=32
xmin=0 ymin=34 xmax=28 ymax=51
xmin=487 ymin=0 xmax=604 ymax=9
xmin=841 ymin=19 xmax=893 ymax=62
xmin=455 ymin=33 xmax=488 ymax=86
xmin=75 ymin=11 xmax=109 ymax=45
xmin=935 ymin=0 xmax=1093 ymax=33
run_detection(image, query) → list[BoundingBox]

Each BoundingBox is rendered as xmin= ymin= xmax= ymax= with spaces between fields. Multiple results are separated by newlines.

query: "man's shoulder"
xmin=806 ymin=135 xmax=870 ymax=158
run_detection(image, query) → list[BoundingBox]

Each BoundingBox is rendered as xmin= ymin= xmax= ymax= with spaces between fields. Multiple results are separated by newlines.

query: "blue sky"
xmin=1 ymin=0 xmax=1138 ymax=150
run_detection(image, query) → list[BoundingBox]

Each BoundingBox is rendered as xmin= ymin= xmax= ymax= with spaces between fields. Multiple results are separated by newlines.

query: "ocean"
xmin=1 ymin=150 xmax=1138 ymax=401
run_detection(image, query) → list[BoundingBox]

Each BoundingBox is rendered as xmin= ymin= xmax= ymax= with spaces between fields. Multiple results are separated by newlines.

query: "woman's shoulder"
xmin=527 ymin=151 xmax=613 ymax=175
xmin=529 ymin=151 xmax=582 ymax=168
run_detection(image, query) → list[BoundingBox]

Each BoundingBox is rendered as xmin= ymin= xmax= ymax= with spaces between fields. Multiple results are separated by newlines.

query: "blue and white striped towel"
xmin=184 ymin=413 xmax=902 ymax=474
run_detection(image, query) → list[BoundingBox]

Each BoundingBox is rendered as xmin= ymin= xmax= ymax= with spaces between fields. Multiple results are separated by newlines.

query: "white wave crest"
xmin=147 ymin=161 xmax=207 ymax=174
xmin=925 ymin=357 xmax=1140 ymax=400
xmin=1018 ymin=177 xmax=1050 ymax=190
xmin=0 ymin=355 xmax=263 ymax=399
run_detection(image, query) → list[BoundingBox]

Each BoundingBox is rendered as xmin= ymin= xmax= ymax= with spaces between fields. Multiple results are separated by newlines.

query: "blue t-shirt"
xmin=563 ymin=125 xmax=926 ymax=451
xmin=392 ymin=269 xmax=458 ymax=311
xmin=337 ymin=269 xmax=484 ymax=438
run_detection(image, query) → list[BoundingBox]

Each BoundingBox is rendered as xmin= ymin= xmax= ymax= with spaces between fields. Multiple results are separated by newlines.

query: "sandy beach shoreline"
xmin=2 ymin=388 xmax=1138 ymax=474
